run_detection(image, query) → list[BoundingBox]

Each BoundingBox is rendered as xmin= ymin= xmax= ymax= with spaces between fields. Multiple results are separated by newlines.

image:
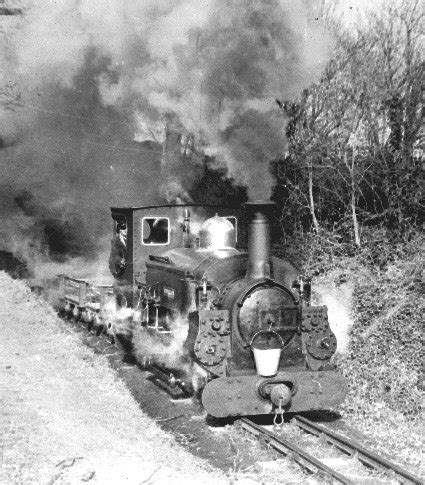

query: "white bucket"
xmin=252 ymin=347 xmax=282 ymax=377
xmin=250 ymin=330 xmax=284 ymax=377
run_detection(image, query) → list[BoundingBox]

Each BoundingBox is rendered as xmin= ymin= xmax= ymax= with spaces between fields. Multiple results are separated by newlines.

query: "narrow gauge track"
xmin=240 ymin=417 xmax=423 ymax=484
xmin=33 ymin=281 xmax=423 ymax=483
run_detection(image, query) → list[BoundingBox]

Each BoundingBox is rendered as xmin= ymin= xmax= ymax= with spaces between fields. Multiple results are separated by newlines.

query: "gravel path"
xmin=0 ymin=272 xmax=229 ymax=485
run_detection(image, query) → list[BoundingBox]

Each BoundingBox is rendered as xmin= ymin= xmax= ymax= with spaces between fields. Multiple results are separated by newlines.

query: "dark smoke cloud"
xmin=0 ymin=0 xmax=331 ymax=273
xmin=0 ymin=42 xmax=162 ymax=273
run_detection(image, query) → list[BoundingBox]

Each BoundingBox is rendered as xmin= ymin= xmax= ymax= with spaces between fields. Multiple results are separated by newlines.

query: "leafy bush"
xmin=328 ymin=230 xmax=422 ymax=418
xmin=281 ymin=227 xmax=423 ymax=418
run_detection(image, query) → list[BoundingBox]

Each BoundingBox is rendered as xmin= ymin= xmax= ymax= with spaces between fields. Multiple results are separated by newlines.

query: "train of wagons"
xmin=58 ymin=200 xmax=347 ymax=419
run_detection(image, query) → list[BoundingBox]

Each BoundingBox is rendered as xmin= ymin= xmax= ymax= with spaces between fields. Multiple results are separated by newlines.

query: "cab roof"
xmin=110 ymin=203 xmax=240 ymax=212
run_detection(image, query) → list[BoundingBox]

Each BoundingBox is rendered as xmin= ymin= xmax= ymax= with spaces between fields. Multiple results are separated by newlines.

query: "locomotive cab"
xmin=109 ymin=204 xmax=243 ymax=307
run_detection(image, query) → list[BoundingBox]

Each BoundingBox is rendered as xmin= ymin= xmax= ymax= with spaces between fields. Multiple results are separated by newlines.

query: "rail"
xmin=240 ymin=418 xmax=353 ymax=484
xmin=240 ymin=417 xmax=423 ymax=484
xmin=293 ymin=416 xmax=423 ymax=485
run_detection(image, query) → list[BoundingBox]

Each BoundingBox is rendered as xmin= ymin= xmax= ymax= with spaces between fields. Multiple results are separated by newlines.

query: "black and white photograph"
xmin=0 ymin=0 xmax=423 ymax=483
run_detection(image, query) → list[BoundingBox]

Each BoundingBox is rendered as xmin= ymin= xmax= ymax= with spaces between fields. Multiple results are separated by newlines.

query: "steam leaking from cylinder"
xmin=314 ymin=281 xmax=354 ymax=354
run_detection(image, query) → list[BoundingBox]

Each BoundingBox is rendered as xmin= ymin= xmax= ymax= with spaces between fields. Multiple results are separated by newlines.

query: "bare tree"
xmin=275 ymin=0 xmax=423 ymax=242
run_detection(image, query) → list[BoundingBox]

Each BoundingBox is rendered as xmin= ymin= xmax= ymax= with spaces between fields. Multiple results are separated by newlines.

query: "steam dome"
xmin=199 ymin=214 xmax=236 ymax=250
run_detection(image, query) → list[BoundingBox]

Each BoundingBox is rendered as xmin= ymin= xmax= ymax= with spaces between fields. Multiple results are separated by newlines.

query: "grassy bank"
xmin=0 ymin=271 xmax=227 ymax=485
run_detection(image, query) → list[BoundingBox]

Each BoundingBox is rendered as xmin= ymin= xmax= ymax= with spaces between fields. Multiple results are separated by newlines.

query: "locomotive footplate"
xmin=201 ymin=370 xmax=347 ymax=418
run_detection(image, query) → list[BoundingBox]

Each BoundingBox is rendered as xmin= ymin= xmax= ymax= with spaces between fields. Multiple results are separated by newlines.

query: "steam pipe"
xmin=183 ymin=208 xmax=191 ymax=248
xmin=244 ymin=201 xmax=275 ymax=280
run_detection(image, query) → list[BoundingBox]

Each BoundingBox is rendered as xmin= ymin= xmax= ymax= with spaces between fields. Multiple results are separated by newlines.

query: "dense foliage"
xmin=299 ymin=230 xmax=424 ymax=419
xmin=269 ymin=3 xmax=424 ymax=422
xmin=342 ymin=235 xmax=423 ymax=417
xmin=272 ymin=0 xmax=423 ymax=246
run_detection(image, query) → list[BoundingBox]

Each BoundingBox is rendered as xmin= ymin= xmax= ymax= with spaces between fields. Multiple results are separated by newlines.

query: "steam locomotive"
xmin=105 ymin=201 xmax=347 ymax=418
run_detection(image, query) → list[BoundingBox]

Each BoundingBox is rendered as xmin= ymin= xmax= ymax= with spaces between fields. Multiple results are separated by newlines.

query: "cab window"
xmin=142 ymin=217 xmax=170 ymax=245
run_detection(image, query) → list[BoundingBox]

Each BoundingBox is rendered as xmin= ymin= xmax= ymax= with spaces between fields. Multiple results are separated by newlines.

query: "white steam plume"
xmin=314 ymin=281 xmax=354 ymax=353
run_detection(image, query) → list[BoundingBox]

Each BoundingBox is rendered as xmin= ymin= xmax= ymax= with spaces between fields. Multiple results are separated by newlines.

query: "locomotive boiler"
xmin=108 ymin=201 xmax=347 ymax=418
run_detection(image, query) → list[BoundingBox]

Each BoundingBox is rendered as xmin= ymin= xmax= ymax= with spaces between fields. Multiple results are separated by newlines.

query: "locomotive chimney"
xmin=244 ymin=200 xmax=275 ymax=280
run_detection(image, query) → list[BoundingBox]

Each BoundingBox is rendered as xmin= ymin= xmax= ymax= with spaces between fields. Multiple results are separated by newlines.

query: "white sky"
xmin=327 ymin=0 xmax=403 ymax=26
